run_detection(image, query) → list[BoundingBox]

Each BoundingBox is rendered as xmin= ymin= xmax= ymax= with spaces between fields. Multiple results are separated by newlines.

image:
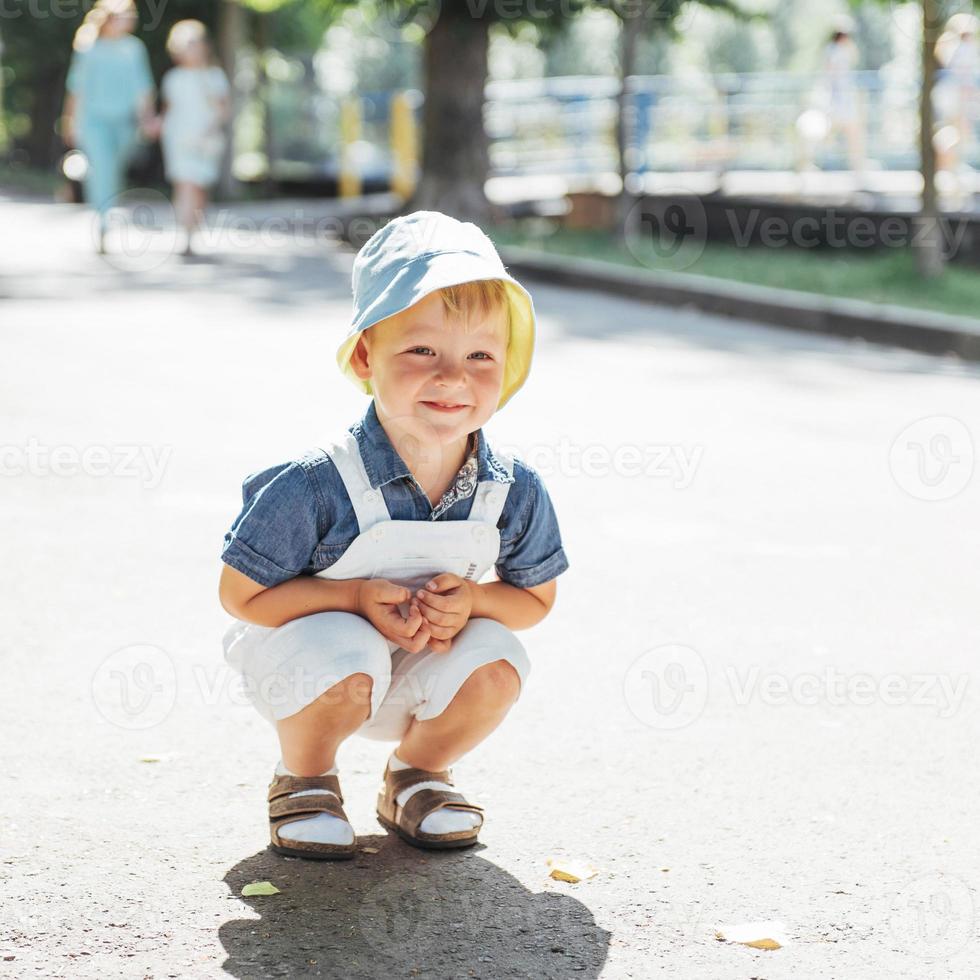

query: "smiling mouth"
xmin=421 ymin=401 xmax=469 ymax=410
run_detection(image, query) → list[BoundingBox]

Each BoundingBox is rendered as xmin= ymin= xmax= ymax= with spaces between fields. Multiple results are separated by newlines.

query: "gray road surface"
xmin=2 ymin=196 xmax=979 ymax=979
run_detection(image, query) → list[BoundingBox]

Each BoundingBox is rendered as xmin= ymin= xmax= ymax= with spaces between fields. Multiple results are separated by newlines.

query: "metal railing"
xmin=234 ymin=64 xmax=980 ymax=185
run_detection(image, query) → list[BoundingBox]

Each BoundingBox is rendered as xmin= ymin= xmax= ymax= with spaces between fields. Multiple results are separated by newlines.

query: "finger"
xmin=405 ymin=622 xmax=431 ymax=654
xmin=423 ymin=620 xmax=455 ymax=640
xmin=378 ymin=582 xmax=410 ymax=604
xmin=383 ymin=603 xmax=421 ymax=638
xmin=415 ymin=598 xmax=454 ymax=627
xmin=415 ymin=588 xmax=453 ymax=612
xmin=423 ymin=575 xmax=460 ymax=594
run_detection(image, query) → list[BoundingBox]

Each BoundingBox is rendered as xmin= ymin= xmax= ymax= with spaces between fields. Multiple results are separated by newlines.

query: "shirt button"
xmin=372 ymin=525 xmax=385 ymax=540
xmin=363 ymin=490 xmax=379 ymax=503
xmin=487 ymin=490 xmax=502 ymax=506
xmin=473 ymin=525 xmax=487 ymax=540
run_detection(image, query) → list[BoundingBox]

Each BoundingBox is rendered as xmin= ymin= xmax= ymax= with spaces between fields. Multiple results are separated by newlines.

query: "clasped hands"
xmin=355 ymin=573 xmax=474 ymax=654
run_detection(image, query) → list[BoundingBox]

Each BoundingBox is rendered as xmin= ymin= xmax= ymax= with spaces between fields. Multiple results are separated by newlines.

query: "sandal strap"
xmin=399 ymin=788 xmax=484 ymax=838
xmin=384 ymin=765 xmax=452 ymax=799
xmin=268 ymin=773 xmax=344 ymax=804
xmin=269 ymin=792 xmax=347 ymax=823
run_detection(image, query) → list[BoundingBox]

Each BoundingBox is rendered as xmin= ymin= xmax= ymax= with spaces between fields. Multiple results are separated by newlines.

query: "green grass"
xmin=490 ymin=222 xmax=980 ymax=322
xmin=0 ymin=161 xmax=63 ymax=197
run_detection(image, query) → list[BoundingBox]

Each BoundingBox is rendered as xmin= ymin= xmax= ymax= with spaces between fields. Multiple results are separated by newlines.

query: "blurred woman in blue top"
xmin=61 ymin=0 xmax=157 ymax=253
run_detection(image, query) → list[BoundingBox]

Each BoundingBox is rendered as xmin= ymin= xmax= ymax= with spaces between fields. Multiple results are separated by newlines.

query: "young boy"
xmin=218 ymin=211 xmax=569 ymax=859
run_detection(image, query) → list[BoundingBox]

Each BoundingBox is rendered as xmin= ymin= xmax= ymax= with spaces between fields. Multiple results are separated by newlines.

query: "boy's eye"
xmin=406 ymin=347 xmax=494 ymax=360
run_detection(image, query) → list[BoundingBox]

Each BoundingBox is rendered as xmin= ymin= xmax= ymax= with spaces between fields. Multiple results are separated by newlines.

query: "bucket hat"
xmin=336 ymin=211 xmax=535 ymax=411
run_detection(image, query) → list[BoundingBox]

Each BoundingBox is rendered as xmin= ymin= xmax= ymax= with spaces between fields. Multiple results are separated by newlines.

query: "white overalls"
xmin=223 ymin=430 xmax=531 ymax=742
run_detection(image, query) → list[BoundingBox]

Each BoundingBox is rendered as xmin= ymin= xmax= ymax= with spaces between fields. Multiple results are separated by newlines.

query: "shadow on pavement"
xmin=220 ymin=836 xmax=610 ymax=979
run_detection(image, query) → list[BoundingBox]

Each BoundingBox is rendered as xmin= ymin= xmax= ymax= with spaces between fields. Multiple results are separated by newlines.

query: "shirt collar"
xmin=350 ymin=399 xmax=515 ymax=490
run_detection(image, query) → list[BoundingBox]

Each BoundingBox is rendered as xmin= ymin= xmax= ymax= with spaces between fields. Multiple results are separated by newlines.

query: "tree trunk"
xmin=615 ymin=9 xmax=641 ymax=242
xmin=407 ymin=11 xmax=494 ymax=225
xmin=216 ymin=0 xmax=245 ymax=200
xmin=916 ymin=0 xmax=944 ymax=278
xmin=24 ymin=66 xmax=64 ymax=169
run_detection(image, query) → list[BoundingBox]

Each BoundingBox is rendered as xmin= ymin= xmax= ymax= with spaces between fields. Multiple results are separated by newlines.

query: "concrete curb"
xmin=498 ymin=244 xmax=980 ymax=362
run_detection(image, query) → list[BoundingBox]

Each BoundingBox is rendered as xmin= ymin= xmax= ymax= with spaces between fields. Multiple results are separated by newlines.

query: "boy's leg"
xmin=375 ymin=618 xmax=530 ymax=840
xmin=231 ymin=610 xmax=394 ymax=849
xmin=275 ymin=670 xmax=374 ymax=774
xmin=395 ymin=658 xmax=520 ymax=770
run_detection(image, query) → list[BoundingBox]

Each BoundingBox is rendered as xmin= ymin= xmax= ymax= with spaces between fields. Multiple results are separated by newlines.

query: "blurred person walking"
xmin=61 ymin=0 xmax=157 ymax=254
xmin=160 ymin=20 xmax=231 ymax=258
xmin=821 ymin=18 xmax=865 ymax=174
xmin=936 ymin=13 xmax=979 ymax=176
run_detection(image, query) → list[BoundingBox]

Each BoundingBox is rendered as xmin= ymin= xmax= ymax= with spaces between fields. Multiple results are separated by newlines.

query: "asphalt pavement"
xmin=2 ymin=194 xmax=979 ymax=979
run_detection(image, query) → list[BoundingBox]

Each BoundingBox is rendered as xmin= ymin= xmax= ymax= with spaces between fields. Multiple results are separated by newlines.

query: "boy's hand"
xmin=414 ymin=574 xmax=474 ymax=653
xmin=355 ymin=578 xmax=431 ymax=654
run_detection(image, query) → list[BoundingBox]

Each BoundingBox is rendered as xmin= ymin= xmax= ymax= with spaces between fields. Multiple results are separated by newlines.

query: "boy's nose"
xmin=433 ymin=362 xmax=467 ymax=387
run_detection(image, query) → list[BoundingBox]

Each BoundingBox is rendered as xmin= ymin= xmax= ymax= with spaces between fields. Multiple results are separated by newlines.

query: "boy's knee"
xmin=317 ymin=670 xmax=375 ymax=711
xmin=463 ymin=658 xmax=522 ymax=705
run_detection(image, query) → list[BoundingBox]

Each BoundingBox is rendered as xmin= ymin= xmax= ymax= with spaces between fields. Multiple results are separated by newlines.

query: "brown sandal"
xmin=267 ymin=772 xmax=357 ymax=860
xmin=376 ymin=763 xmax=484 ymax=850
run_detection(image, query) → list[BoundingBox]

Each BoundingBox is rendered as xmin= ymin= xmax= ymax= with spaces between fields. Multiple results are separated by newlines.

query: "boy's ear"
xmin=349 ymin=333 xmax=371 ymax=380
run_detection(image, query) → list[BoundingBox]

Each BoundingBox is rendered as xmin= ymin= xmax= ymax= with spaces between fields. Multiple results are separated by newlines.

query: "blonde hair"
xmin=166 ymin=19 xmax=209 ymax=59
xmin=436 ymin=279 xmax=511 ymax=335
xmin=72 ymin=0 xmax=136 ymax=53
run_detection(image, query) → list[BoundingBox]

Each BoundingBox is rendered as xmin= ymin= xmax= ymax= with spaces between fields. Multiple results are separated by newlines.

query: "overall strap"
xmin=469 ymin=447 xmax=515 ymax=527
xmin=321 ymin=430 xmax=390 ymax=533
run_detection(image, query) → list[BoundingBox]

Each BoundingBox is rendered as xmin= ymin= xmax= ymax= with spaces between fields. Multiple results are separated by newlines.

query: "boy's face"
xmin=351 ymin=290 xmax=508 ymax=446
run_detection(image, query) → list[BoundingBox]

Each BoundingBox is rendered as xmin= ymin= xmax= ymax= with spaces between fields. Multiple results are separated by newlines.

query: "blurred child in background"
xmin=160 ymin=20 xmax=231 ymax=257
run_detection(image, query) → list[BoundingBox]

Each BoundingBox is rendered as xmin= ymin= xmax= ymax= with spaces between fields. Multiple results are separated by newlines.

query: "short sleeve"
xmin=66 ymin=49 xmax=86 ymax=95
xmin=495 ymin=466 xmax=570 ymax=589
xmin=221 ymin=462 xmax=323 ymax=588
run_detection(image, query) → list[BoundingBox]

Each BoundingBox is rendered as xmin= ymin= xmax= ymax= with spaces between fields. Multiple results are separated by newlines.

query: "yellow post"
xmin=339 ymin=96 xmax=362 ymax=199
xmin=389 ymin=91 xmax=419 ymax=200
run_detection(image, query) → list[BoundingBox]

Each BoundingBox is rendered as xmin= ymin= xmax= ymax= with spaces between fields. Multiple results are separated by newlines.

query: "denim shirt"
xmin=221 ymin=400 xmax=570 ymax=591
